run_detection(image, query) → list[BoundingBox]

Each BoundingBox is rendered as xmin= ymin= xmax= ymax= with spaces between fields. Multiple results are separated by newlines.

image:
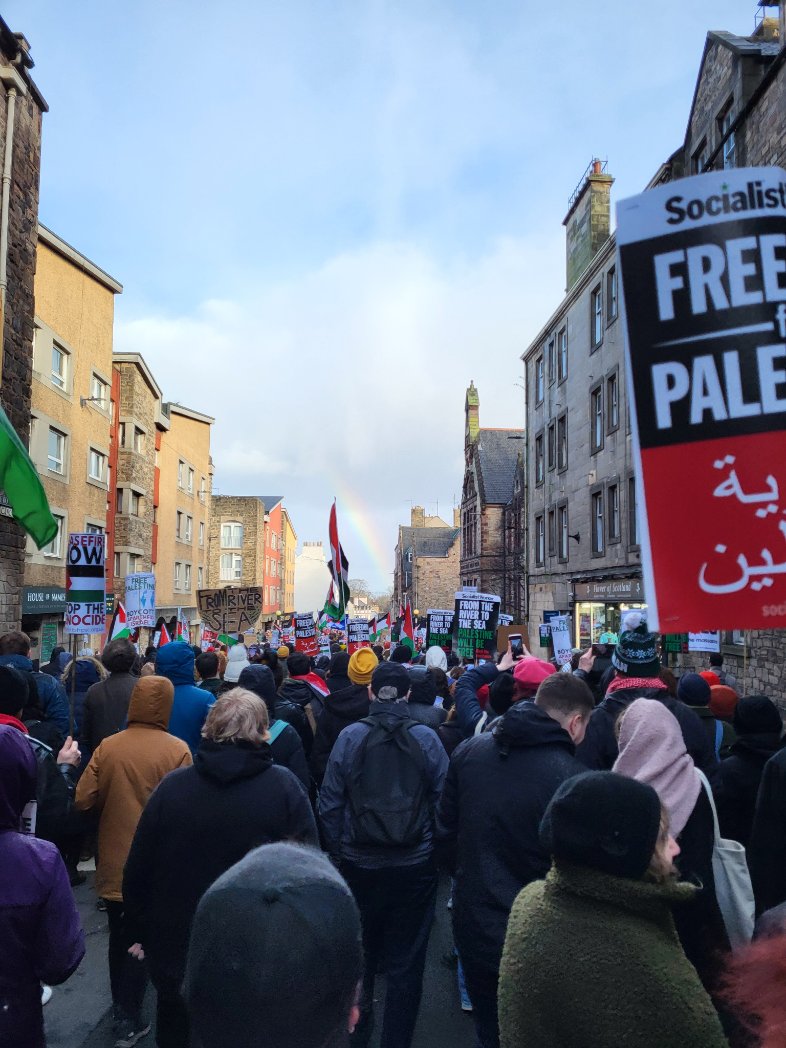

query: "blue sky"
xmin=9 ymin=0 xmax=752 ymax=592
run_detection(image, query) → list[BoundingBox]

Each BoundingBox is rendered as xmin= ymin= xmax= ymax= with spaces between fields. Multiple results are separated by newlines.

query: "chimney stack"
xmin=563 ymin=159 xmax=614 ymax=291
xmin=453 ymin=506 xmax=461 ymax=529
xmin=411 ymin=505 xmax=426 ymax=528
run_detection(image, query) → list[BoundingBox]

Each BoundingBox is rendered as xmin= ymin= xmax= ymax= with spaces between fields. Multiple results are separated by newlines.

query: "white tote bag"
xmin=696 ymin=769 xmax=755 ymax=950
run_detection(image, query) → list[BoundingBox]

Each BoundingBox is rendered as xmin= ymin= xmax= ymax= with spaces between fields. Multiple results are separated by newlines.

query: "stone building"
xmin=281 ymin=507 xmax=297 ymax=615
xmin=155 ymin=404 xmax=213 ymax=638
xmin=294 ymin=540 xmax=330 ymax=615
xmin=112 ymin=352 xmax=165 ymax=612
xmin=393 ymin=505 xmax=460 ymax=614
xmin=23 ymin=227 xmax=121 ymax=659
xmin=459 ymin=382 xmax=525 ymax=607
xmin=523 ymin=162 xmax=646 ymax=648
xmin=0 ymin=23 xmax=47 ymax=632
xmin=208 ymin=495 xmax=284 ymax=623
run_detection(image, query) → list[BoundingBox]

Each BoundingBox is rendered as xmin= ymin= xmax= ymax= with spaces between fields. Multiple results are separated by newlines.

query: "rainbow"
xmin=330 ymin=481 xmax=393 ymax=588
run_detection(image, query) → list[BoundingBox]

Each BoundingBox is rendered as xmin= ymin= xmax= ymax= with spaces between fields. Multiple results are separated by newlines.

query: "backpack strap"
xmin=714 ymin=718 xmax=723 ymax=759
xmin=268 ymin=719 xmax=288 ymax=744
xmin=474 ymin=711 xmax=488 ymax=736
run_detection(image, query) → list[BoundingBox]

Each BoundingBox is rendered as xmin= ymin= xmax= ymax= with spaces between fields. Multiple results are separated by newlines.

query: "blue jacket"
xmin=155 ymin=643 xmax=214 ymax=755
xmin=0 ymin=654 xmax=70 ymax=738
xmin=455 ymin=661 xmax=499 ymax=737
xmin=318 ymin=700 xmax=448 ymax=869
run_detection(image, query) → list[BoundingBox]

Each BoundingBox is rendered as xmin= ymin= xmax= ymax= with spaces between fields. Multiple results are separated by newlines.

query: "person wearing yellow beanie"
xmin=277 ymin=645 xmax=290 ymax=659
xmin=348 ymin=647 xmax=379 ymax=687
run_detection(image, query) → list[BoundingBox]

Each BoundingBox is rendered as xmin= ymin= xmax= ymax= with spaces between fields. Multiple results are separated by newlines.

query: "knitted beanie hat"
xmin=676 ymin=672 xmax=711 ymax=707
xmin=611 ymin=613 xmax=660 ymax=677
xmin=733 ymin=695 xmax=782 ymax=736
xmin=184 ymin=844 xmax=362 ymax=1048
xmin=541 ymin=770 xmax=662 ymax=880
xmin=513 ymin=656 xmax=556 ymax=696
xmin=710 ymin=685 xmax=739 ymax=721
xmin=348 ymin=647 xmax=378 ymax=686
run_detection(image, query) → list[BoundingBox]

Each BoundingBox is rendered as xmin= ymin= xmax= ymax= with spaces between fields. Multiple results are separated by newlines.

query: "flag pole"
xmin=69 ymin=633 xmax=77 ymax=739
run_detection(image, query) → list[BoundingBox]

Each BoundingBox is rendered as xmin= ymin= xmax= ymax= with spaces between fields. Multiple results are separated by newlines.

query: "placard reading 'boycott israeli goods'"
xmin=453 ymin=591 xmax=500 ymax=661
xmin=347 ymin=618 xmax=370 ymax=655
xmin=425 ymin=610 xmax=454 ymax=652
xmin=617 ymin=167 xmax=786 ymax=632
xmin=197 ymin=587 xmax=264 ymax=635
xmin=294 ymin=613 xmax=319 ymax=657
xmin=125 ymin=573 xmax=156 ymax=628
xmin=66 ymin=533 xmax=106 ymax=635
xmin=549 ymin=615 xmax=573 ymax=667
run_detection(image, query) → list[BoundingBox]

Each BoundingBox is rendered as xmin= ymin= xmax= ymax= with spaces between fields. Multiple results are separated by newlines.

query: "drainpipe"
xmin=0 ymin=60 xmax=27 ymax=387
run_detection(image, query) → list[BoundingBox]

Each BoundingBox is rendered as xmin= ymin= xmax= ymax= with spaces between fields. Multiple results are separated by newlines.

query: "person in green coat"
xmin=498 ymin=771 xmax=728 ymax=1048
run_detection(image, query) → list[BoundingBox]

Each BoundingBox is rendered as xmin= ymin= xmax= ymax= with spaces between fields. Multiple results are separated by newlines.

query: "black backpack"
xmin=347 ymin=711 xmax=430 ymax=848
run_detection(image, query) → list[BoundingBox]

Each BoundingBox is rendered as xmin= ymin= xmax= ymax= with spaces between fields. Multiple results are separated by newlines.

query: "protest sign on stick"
xmin=618 ymin=167 xmax=786 ymax=632
xmin=426 ymin=609 xmax=454 ymax=652
xmin=66 ymin=533 xmax=105 ymax=635
xmin=197 ymin=587 xmax=264 ymax=635
xmin=125 ymin=573 xmax=156 ymax=629
xmin=453 ymin=592 xmax=501 ymax=662
xmin=294 ymin=613 xmax=319 ymax=657
xmin=347 ymin=618 xmax=370 ymax=654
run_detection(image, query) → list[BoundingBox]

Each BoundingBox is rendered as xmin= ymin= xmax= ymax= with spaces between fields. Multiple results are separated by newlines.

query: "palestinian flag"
xmin=108 ymin=601 xmax=131 ymax=641
xmin=371 ymin=611 xmax=391 ymax=639
xmin=217 ymin=633 xmax=238 ymax=647
xmin=176 ymin=614 xmax=190 ymax=642
xmin=289 ymin=670 xmax=331 ymax=701
xmin=323 ymin=501 xmax=350 ymax=619
xmin=0 ymin=405 xmax=58 ymax=549
xmin=399 ymin=601 xmax=415 ymax=653
xmin=158 ymin=623 xmax=171 ymax=647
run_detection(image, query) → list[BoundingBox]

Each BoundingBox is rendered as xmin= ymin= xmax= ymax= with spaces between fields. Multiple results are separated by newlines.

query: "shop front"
xmin=572 ymin=577 xmax=646 ymax=648
xmin=21 ymin=586 xmax=67 ymax=666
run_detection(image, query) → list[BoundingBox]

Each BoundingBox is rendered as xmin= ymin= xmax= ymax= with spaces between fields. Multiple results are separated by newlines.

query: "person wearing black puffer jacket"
xmin=123 ymin=688 xmax=318 ymax=1048
xmin=436 ymin=673 xmax=593 ymax=1048
xmin=326 ymin=651 xmax=352 ymax=693
xmin=309 ymin=648 xmax=374 ymax=787
xmin=406 ymin=666 xmax=446 ymax=731
xmin=237 ymin=664 xmax=310 ymax=791
xmin=717 ymin=695 xmax=783 ymax=849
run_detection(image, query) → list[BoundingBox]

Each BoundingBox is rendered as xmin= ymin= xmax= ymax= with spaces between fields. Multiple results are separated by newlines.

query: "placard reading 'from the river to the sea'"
xmin=453 ymin=591 xmax=500 ymax=661
xmin=426 ymin=609 xmax=454 ymax=652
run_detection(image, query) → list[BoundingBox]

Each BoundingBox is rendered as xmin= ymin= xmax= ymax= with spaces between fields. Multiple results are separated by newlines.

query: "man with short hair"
xmin=0 ymin=630 xmax=69 ymax=738
xmin=80 ymin=638 xmax=139 ymax=764
xmin=709 ymin=651 xmax=739 ymax=695
xmin=319 ymin=662 xmax=448 ymax=1048
xmin=437 ymin=672 xmax=593 ymax=1048
xmin=389 ymin=645 xmax=413 ymax=666
xmin=195 ymin=652 xmax=222 ymax=699
xmin=278 ymin=652 xmax=330 ymax=755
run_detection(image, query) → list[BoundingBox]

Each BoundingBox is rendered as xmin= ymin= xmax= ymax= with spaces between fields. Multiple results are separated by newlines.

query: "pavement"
xmin=45 ymin=865 xmax=476 ymax=1048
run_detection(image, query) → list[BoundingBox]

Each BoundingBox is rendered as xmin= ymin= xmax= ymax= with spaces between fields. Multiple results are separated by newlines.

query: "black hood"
xmin=238 ymin=664 xmax=277 ymax=705
xmin=600 ymin=686 xmax=665 ymax=718
xmin=194 ymin=738 xmax=274 ymax=784
xmin=325 ymin=683 xmax=370 ymax=725
xmin=492 ymin=700 xmax=575 ymax=753
xmin=279 ymin=678 xmax=318 ymax=708
xmin=327 ymin=673 xmax=352 ymax=694
xmin=730 ymin=733 xmax=784 ymax=761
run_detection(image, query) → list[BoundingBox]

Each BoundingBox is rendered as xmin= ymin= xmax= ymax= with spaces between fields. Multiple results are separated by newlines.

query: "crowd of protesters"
xmin=2 ymin=616 xmax=786 ymax=1048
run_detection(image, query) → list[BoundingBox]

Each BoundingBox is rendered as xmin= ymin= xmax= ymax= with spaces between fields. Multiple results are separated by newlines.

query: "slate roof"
xmin=475 ymin=429 xmax=525 ymax=504
xmin=400 ymin=526 xmax=459 ymax=559
xmin=258 ymin=496 xmax=283 ymax=510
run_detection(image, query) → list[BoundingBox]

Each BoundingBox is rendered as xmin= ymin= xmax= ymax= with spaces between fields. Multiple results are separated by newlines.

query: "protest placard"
xmin=294 ymin=613 xmax=319 ymax=657
xmin=125 ymin=572 xmax=156 ymax=628
xmin=200 ymin=627 xmax=218 ymax=652
xmin=617 ymin=167 xmax=786 ymax=631
xmin=453 ymin=592 xmax=500 ymax=661
xmin=197 ymin=587 xmax=264 ymax=635
xmin=66 ymin=533 xmax=105 ymax=635
xmin=347 ymin=617 xmax=370 ymax=654
xmin=498 ymin=613 xmax=514 ymax=626
xmin=688 ymin=631 xmax=721 ymax=653
xmin=425 ymin=609 xmax=454 ymax=652
xmin=319 ymin=635 xmax=331 ymax=659
xmin=549 ymin=615 xmax=573 ymax=667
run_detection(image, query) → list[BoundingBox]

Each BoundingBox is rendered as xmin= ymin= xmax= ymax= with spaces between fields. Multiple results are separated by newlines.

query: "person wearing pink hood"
xmin=614 ymin=698 xmax=732 ymax=1023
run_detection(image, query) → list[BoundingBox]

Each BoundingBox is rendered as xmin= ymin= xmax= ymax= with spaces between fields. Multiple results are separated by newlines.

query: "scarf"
xmin=291 ymin=672 xmax=331 ymax=700
xmin=613 ymin=697 xmax=700 ymax=837
xmin=606 ymin=675 xmax=667 ymax=695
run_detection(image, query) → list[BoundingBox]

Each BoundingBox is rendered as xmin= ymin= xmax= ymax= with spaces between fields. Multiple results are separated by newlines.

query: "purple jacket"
xmin=0 ymin=725 xmax=85 ymax=1048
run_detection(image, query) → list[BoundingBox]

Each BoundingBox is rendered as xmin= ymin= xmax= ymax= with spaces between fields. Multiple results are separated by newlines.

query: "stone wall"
xmin=0 ymin=46 xmax=45 ymax=632
xmin=412 ymin=535 xmax=460 ymax=611
xmin=208 ymin=495 xmax=265 ymax=590
xmin=743 ymin=57 xmax=786 ymax=167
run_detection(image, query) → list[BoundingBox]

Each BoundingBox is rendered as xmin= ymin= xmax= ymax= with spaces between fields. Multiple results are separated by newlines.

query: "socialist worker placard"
xmin=617 ymin=167 xmax=786 ymax=631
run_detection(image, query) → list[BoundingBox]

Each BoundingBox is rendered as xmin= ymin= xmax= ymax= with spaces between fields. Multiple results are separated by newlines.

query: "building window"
xmin=88 ymin=448 xmax=106 ymax=483
xmin=535 ymin=514 xmax=545 ymax=566
xmin=197 ymin=566 xmax=204 ymax=588
xmin=590 ymin=385 xmax=604 ymax=454
xmin=221 ymin=522 xmax=243 ymax=548
xmin=174 ymin=562 xmax=181 ymax=590
xmin=187 ymin=468 xmax=194 ymax=494
xmin=547 ymin=422 xmax=556 ymax=472
xmin=628 ymin=476 xmax=639 ymax=546
xmin=185 ymin=515 xmax=193 ymax=542
xmin=535 ymin=433 xmax=544 ymax=485
xmin=118 ymin=422 xmax=127 ymax=447
xmin=463 ymin=504 xmax=477 ymax=557
xmin=85 ymin=523 xmax=103 ymax=535
xmin=220 ymin=553 xmax=242 ymax=581
xmin=547 ymin=337 xmax=555 ymax=384
xmin=176 ymin=511 xmax=183 ymax=538
xmin=130 ymin=491 xmax=141 ymax=516
xmin=42 ymin=514 xmax=64 ymax=558
xmin=591 ymin=286 xmax=603 ymax=350
xmin=114 ymin=551 xmax=121 ymax=577
xmin=591 ymin=490 xmax=605 ymax=555
xmin=133 ymin=427 xmax=145 ymax=453
xmin=535 ymin=355 xmax=544 ymax=404
xmin=548 ymin=508 xmax=556 ymax=556
xmin=90 ymin=373 xmax=108 ymax=407
xmin=199 ymin=521 xmax=205 ymax=546
xmin=51 ymin=344 xmax=68 ymax=390
xmin=719 ymin=99 xmax=735 ymax=169
xmin=558 ymin=326 xmax=567 ymax=383
xmin=691 ymin=138 xmax=707 ymax=175
xmin=608 ymin=483 xmax=620 ymax=543
xmin=557 ymin=413 xmax=568 ymax=472
xmin=47 ymin=428 xmax=66 ymax=474
xmin=116 ymin=488 xmax=124 ymax=513
xmin=558 ymin=502 xmax=569 ymax=562
xmin=184 ymin=563 xmax=192 ymax=592
xmin=200 ymin=476 xmax=207 ymax=502
xmin=178 ymin=461 xmax=184 ymax=488
xmin=128 ymin=553 xmax=140 ymax=574
xmin=607 ymin=371 xmax=619 ymax=433
xmin=607 ymin=267 xmax=618 ymax=321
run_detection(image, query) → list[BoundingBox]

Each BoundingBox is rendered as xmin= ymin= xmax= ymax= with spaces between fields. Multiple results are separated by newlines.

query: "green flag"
xmin=0 ymin=406 xmax=57 ymax=548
